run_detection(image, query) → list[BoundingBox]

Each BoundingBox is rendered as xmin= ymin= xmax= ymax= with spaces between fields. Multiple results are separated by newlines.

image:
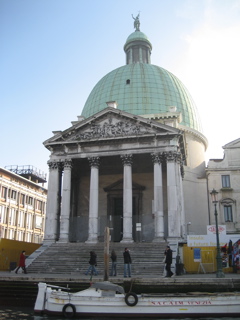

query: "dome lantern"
xmin=124 ymin=15 xmax=152 ymax=65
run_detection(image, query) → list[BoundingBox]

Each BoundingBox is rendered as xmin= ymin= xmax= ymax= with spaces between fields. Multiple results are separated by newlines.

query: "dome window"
xmin=126 ymin=79 xmax=130 ymax=85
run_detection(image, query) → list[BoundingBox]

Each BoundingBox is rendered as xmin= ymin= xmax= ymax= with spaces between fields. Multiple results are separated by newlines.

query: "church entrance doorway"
xmin=110 ymin=196 xmax=138 ymax=242
xmin=112 ymin=197 xmax=123 ymax=242
xmin=104 ymin=179 xmax=145 ymax=242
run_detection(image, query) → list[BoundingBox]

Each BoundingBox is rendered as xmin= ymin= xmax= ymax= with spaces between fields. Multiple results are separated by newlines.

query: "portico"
xmin=44 ymin=108 xmax=185 ymax=244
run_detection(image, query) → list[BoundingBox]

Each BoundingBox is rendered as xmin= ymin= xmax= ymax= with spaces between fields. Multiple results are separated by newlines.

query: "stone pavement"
xmin=0 ymin=270 xmax=239 ymax=281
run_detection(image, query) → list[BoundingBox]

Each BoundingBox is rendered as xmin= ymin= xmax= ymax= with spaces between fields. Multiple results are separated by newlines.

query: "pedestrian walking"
xmin=164 ymin=245 xmax=173 ymax=277
xmin=85 ymin=251 xmax=98 ymax=276
xmin=110 ymin=249 xmax=117 ymax=276
xmin=15 ymin=250 xmax=27 ymax=274
xmin=123 ymin=247 xmax=132 ymax=277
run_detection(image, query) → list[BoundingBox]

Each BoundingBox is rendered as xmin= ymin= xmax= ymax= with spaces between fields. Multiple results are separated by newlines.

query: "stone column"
xmin=151 ymin=153 xmax=164 ymax=241
xmin=128 ymin=48 xmax=133 ymax=64
xmin=44 ymin=160 xmax=62 ymax=243
xmin=139 ymin=47 xmax=143 ymax=62
xmin=59 ymin=159 xmax=72 ymax=242
xmin=165 ymin=151 xmax=183 ymax=239
xmin=121 ymin=154 xmax=133 ymax=243
xmin=147 ymin=48 xmax=151 ymax=64
xmin=179 ymin=160 xmax=185 ymax=238
xmin=86 ymin=157 xmax=100 ymax=243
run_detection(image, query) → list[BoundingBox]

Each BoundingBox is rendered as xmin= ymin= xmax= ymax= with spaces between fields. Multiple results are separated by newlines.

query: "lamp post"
xmin=187 ymin=222 xmax=191 ymax=235
xmin=210 ymin=189 xmax=225 ymax=278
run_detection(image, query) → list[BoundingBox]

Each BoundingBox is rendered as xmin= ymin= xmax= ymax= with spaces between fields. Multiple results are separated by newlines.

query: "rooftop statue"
xmin=132 ymin=14 xmax=140 ymax=31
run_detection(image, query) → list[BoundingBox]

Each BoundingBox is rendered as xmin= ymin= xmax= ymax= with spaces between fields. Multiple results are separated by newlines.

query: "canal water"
xmin=0 ymin=306 xmax=238 ymax=320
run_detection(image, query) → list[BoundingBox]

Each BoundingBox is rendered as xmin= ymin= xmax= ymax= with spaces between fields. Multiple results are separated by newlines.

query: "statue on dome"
xmin=132 ymin=13 xmax=140 ymax=31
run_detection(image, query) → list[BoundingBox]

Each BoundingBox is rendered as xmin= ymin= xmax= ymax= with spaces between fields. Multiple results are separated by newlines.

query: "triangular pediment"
xmin=44 ymin=107 xmax=181 ymax=146
xmin=223 ymin=138 xmax=240 ymax=149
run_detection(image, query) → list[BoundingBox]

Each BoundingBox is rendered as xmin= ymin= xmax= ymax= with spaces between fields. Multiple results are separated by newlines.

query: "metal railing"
xmin=5 ymin=165 xmax=47 ymax=181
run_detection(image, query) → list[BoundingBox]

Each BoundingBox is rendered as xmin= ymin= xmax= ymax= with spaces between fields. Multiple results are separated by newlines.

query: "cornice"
xmin=178 ymin=124 xmax=208 ymax=151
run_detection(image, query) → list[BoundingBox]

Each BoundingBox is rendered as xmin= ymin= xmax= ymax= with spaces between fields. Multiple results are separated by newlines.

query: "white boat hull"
xmin=34 ymin=282 xmax=240 ymax=318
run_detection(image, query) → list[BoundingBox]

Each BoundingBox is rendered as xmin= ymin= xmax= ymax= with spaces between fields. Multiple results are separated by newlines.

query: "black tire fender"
xmin=125 ymin=292 xmax=138 ymax=306
xmin=62 ymin=303 xmax=76 ymax=318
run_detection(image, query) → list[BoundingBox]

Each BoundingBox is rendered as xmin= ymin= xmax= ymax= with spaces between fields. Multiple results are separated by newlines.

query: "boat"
xmin=34 ymin=280 xmax=240 ymax=318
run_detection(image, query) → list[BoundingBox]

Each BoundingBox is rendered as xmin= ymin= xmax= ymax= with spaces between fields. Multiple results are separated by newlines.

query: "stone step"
xmin=27 ymin=242 xmax=167 ymax=275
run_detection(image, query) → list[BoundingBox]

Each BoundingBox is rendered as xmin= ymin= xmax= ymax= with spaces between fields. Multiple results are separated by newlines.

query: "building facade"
xmin=0 ymin=166 xmax=47 ymax=244
xmin=43 ymin=20 xmax=211 ymax=246
xmin=206 ymin=138 xmax=240 ymax=234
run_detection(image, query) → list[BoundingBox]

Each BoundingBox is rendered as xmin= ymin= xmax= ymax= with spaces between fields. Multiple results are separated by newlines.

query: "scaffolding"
xmin=5 ymin=165 xmax=47 ymax=184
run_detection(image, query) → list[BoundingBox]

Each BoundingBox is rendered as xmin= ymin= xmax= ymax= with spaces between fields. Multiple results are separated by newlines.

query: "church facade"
xmin=43 ymin=20 xmax=211 ymax=245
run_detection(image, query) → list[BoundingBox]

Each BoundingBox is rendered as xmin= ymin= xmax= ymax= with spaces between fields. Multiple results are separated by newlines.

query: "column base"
xmin=58 ymin=238 xmax=69 ymax=243
xmin=153 ymin=237 xmax=165 ymax=243
xmin=43 ymin=239 xmax=56 ymax=245
xmin=85 ymin=239 xmax=98 ymax=244
xmin=120 ymin=238 xmax=134 ymax=243
xmin=166 ymin=237 xmax=182 ymax=244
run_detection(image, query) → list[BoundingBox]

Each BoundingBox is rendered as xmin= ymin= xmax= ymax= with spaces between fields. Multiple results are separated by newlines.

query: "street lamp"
xmin=210 ymin=189 xmax=225 ymax=278
xmin=187 ymin=222 xmax=191 ymax=235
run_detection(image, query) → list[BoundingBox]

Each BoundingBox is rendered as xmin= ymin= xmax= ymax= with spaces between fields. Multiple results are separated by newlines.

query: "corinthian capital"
xmin=151 ymin=152 xmax=165 ymax=164
xmin=47 ymin=160 xmax=62 ymax=171
xmin=120 ymin=154 xmax=133 ymax=166
xmin=63 ymin=159 xmax=72 ymax=170
xmin=88 ymin=157 xmax=100 ymax=168
xmin=164 ymin=151 xmax=182 ymax=163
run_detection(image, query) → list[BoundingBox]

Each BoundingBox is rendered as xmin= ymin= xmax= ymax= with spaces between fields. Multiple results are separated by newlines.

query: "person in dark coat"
xmin=85 ymin=251 xmax=98 ymax=276
xmin=164 ymin=246 xmax=173 ymax=277
xmin=123 ymin=247 xmax=132 ymax=277
xmin=110 ymin=249 xmax=117 ymax=276
xmin=15 ymin=250 xmax=27 ymax=274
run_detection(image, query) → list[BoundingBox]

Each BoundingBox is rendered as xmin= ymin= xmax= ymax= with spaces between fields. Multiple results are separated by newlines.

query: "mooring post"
xmin=104 ymin=227 xmax=110 ymax=281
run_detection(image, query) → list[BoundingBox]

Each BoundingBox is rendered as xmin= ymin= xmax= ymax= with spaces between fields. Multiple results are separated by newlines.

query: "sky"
xmin=1 ymin=0 xmax=240 ymax=181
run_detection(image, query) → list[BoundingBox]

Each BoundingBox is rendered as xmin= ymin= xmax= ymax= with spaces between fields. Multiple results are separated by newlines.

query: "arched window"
xmin=220 ymin=198 xmax=235 ymax=222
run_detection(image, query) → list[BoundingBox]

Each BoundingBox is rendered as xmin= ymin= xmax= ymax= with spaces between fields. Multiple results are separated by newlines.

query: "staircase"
xmin=26 ymin=242 xmax=167 ymax=276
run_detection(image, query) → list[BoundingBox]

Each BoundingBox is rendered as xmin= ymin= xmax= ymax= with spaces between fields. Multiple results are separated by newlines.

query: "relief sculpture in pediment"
xmin=71 ymin=117 xmax=151 ymax=141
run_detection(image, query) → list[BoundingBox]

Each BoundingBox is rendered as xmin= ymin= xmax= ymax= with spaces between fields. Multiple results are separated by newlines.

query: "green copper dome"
xmin=81 ymin=28 xmax=202 ymax=133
